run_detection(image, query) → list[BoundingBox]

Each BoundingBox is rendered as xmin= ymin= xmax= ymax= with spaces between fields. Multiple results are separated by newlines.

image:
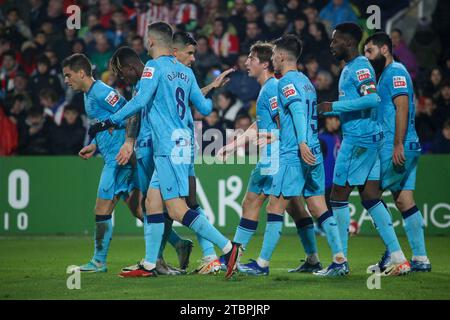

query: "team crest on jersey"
xmin=356 ymin=68 xmax=371 ymax=82
xmin=269 ymin=96 xmax=278 ymax=110
xmin=142 ymin=67 xmax=155 ymax=79
xmin=282 ymin=84 xmax=297 ymax=98
xmin=359 ymin=81 xmax=377 ymax=96
xmin=393 ymin=76 xmax=407 ymax=88
xmin=105 ymin=91 xmax=119 ymax=107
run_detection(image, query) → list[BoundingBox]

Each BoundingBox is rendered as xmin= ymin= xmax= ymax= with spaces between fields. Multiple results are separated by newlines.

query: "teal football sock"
xmin=363 ymin=200 xmax=401 ymax=253
xmin=144 ymin=214 xmax=165 ymax=265
xmin=93 ymin=214 xmax=113 ymax=263
xmin=259 ymin=213 xmax=283 ymax=262
xmin=233 ymin=217 xmax=258 ymax=248
xmin=193 ymin=206 xmax=216 ymax=257
xmin=331 ymin=201 xmax=350 ymax=257
xmin=182 ymin=209 xmax=229 ymax=252
xmin=402 ymin=206 xmax=427 ymax=257
xmin=318 ymin=211 xmax=343 ymax=256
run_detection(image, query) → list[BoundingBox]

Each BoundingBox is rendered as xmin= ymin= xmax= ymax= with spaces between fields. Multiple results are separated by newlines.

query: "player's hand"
xmin=79 ymin=144 xmax=97 ymax=160
xmin=299 ymin=142 xmax=316 ymax=165
xmin=392 ymin=143 xmax=406 ymax=166
xmin=317 ymin=102 xmax=333 ymax=114
xmin=212 ymin=68 xmax=235 ymax=89
xmin=216 ymin=144 xmax=235 ymax=162
xmin=88 ymin=119 xmax=114 ymax=139
xmin=116 ymin=140 xmax=134 ymax=165
xmin=255 ymin=132 xmax=278 ymax=148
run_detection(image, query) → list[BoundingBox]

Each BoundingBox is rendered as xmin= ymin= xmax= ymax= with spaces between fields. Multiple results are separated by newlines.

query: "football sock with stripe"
xmin=295 ymin=217 xmax=318 ymax=257
xmin=157 ymin=212 xmax=173 ymax=259
xmin=362 ymin=200 xmax=401 ymax=254
xmin=233 ymin=217 xmax=258 ymax=249
xmin=402 ymin=205 xmax=427 ymax=258
xmin=182 ymin=209 xmax=230 ymax=253
xmin=317 ymin=211 xmax=345 ymax=259
xmin=258 ymin=213 xmax=283 ymax=264
xmin=144 ymin=213 xmax=165 ymax=267
xmin=193 ymin=206 xmax=217 ymax=258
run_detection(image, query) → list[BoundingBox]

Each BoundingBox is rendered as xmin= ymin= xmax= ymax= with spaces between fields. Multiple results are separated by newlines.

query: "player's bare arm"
xmin=216 ymin=122 xmax=258 ymax=161
xmin=116 ymin=114 xmax=140 ymax=166
xmin=392 ymin=95 xmax=409 ymax=166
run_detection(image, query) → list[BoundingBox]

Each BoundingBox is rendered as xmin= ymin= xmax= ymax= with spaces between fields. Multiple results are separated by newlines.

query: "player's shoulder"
xmin=389 ymin=61 xmax=410 ymax=77
xmin=92 ymin=80 xmax=122 ymax=107
xmin=263 ymin=77 xmax=278 ymax=95
xmin=351 ymin=56 xmax=376 ymax=82
xmin=277 ymin=71 xmax=296 ymax=88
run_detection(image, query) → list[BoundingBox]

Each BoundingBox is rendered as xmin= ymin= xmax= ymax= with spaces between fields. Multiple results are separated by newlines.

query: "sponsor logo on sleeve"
xmin=393 ymin=76 xmax=407 ymax=88
xmin=269 ymin=96 xmax=278 ymax=110
xmin=356 ymin=68 xmax=371 ymax=82
xmin=105 ymin=91 xmax=119 ymax=107
xmin=282 ymin=84 xmax=297 ymax=98
xmin=142 ymin=66 xmax=155 ymax=79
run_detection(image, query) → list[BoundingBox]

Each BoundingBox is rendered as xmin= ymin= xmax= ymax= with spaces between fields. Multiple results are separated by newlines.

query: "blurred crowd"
xmin=0 ymin=0 xmax=449 ymax=157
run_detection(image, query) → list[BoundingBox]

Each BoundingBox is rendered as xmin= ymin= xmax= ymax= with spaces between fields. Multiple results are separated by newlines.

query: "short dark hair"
xmin=335 ymin=22 xmax=363 ymax=45
xmin=37 ymin=55 xmax=51 ymax=67
xmin=131 ymin=35 xmax=144 ymax=43
xmin=235 ymin=113 xmax=252 ymax=124
xmin=148 ymin=21 xmax=173 ymax=45
xmin=392 ymin=28 xmax=402 ymax=36
xmin=273 ymin=34 xmax=303 ymax=60
xmin=3 ymin=49 xmax=16 ymax=59
xmin=364 ymin=32 xmax=393 ymax=54
xmin=39 ymin=88 xmax=58 ymax=102
xmin=62 ymin=53 xmax=92 ymax=76
xmin=173 ymin=32 xmax=197 ymax=48
xmin=250 ymin=41 xmax=274 ymax=72
xmin=110 ymin=46 xmax=141 ymax=75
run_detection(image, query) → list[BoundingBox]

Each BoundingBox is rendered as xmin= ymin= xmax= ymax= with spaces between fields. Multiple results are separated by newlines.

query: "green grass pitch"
xmin=1 ymin=234 xmax=449 ymax=300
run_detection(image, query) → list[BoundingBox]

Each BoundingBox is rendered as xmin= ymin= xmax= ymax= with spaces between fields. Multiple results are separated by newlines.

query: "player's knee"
xmin=395 ymin=197 xmax=415 ymax=212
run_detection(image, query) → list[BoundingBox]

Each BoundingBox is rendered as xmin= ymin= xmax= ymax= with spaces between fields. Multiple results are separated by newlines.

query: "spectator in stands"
xmin=202 ymin=108 xmax=226 ymax=154
xmin=45 ymin=0 xmax=66 ymax=37
xmin=0 ymin=50 xmax=22 ymax=99
xmin=287 ymin=13 xmax=311 ymax=47
xmin=391 ymin=28 xmax=419 ymax=80
xmin=98 ymin=0 xmax=116 ymax=29
xmin=33 ymin=30 xmax=48 ymax=56
xmin=131 ymin=35 xmax=149 ymax=63
xmin=307 ymin=22 xmax=333 ymax=70
xmin=89 ymin=32 xmax=113 ymax=77
xmin=319 ymin=0 xmax=358 ymax=33
xmin=423 ymin=67 xmax=444 ymax=100
xmin=227 ymin=53 xmax=260 ymax=105
xmin=172 ymin=0 xmax=199 ymax=32
xmin=29 ymin=0 xmax=47 ymax=33
xmin=244 ymin=3 xmax=262 ymax=24
xmin=18 ymin=107 xmax=53 ymax=155
xmin=315 ymin=70 xmax=337 ymax=103
xmin=6 ymin=72 xmax=32 ymax=110
xmin=282 ymin=0 xmax=303 ymax=22
xmin=50 ymin=104 xmax=86 ymax=155
xmin=261 ymin=8 xmax=278 ymax=39
xmin=7 ymin=94 xmax=28 ymax=129
xmin=228 ymin=0 xmax=248 ymax=41
xmin=432 ymin=119 xmax=450 ymax=154
xmin=5 ymin=7 xmax=32 ymax=44
xmin=0 ymin=102 xmax=18 ymax=156
xmin=415 ymin=96 xmax=439 ymax=152
xmin=272 ymin=12 xmax=289 ymax=39
xmin=410 ymin=18 xmax=442 ymax=72
xmin=216 ymin=90 xmax=244 ymax=129
xmin=209 ymin=17 xmax=240 ymax=66
xmin=53 ymin=28 xmax=79 ymax=63
xmin=304 ymin=55 xmax=319 ymax=86
xmin=193 ymin=36 xmax=221 ymax=86
xmin=319 ymin=116 xmax=342 ymax=207
xmin=434 ymin=80 xmax=450 ymax=127
xmin=109 ymin=9 xmax=130 ymax=48
xmin=27 ymin=55 xmax=64 ymax=105
xmin=39 ymin=88 xmax=67 ymax=126
xmin=71 ymin=39 xmax=86 ymax=55
xmin=303 ymin=4 xmax=320 ymax=25
xmin=240 ymin=22 xmax=265 ymax=54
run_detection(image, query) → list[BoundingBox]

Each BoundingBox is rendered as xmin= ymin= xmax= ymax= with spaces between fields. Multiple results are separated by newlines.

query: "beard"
xmin=369 ymin=54 xmax=386 ymax=76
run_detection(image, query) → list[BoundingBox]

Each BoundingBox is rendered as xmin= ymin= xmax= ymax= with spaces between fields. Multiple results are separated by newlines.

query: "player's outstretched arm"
xmin=201 ymin=68 xmax=235 ymax=96
xmin=190 ymin=76 xmax=213 ymax=116
xmin=392 ymin=94 xmax=408 ymax=166
xmin=216 ymin=122 xmax=258 ymax=161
